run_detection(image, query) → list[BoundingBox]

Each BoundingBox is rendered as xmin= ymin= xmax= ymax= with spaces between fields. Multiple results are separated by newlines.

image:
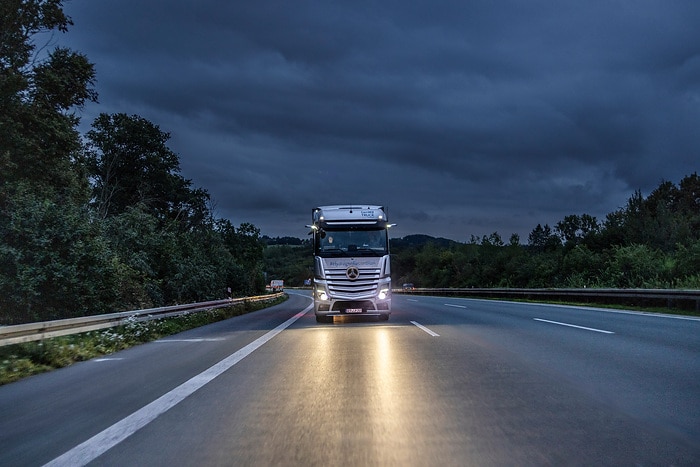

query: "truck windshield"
xmin=315 ymin=229 xmax=388 ymax=257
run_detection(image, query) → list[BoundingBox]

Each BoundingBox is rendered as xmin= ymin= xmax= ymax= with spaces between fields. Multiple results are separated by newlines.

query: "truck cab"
xmin=308 ymin=205 xmax=393 ymax=322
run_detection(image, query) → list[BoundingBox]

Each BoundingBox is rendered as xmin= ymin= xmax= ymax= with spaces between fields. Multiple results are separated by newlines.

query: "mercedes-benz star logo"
xmin=346 ymin=266 xmax=360 ymax=280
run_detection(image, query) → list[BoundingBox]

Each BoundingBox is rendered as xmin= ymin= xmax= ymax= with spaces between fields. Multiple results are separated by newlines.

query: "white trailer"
xmin=307 ymin=205 xmax=394 ymax=322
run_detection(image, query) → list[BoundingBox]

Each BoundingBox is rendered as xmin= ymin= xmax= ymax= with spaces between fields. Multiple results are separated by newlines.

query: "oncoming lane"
xmin=393 ymin=294 xmax=700 ymax=455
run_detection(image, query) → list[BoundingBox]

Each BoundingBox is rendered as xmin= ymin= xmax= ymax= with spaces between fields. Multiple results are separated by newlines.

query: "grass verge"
xmin=0 ymin=294 xmax=288 ymax=386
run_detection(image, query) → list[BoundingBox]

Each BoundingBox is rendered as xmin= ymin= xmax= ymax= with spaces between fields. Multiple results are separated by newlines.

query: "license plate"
xmin=345 ymin=308 xmax=362 ymax=313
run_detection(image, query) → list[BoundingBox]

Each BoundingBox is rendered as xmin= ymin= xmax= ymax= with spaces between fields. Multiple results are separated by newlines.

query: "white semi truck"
xmin=308 ymin=205 xmax=393 ymax=322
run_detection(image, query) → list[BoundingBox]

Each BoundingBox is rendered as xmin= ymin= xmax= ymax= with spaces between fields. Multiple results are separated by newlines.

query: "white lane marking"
xmin=154 ymin=338 xmax=225 ymax=343
xmin=92 ymin=358 xmax=124 ymax=362
xmin=45 ymin=304 xmax=312 ymax=467
xmin=411 ymin=321 xmax=440 ymax=337
xmin=534 ymin=318 xmax=614 ymax=334
xmin=444 ymin=304 xmax=466 ymax=308
xmin=407 ymin=299 xmax=419 ymax=302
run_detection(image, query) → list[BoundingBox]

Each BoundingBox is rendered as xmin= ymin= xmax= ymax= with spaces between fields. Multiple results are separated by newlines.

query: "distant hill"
xmin=391 ymin=234 xmax=458 ymax=249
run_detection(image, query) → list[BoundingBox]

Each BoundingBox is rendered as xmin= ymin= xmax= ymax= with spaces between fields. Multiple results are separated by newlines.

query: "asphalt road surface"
xmin=1 ymin=291 xmax=699 ymax=466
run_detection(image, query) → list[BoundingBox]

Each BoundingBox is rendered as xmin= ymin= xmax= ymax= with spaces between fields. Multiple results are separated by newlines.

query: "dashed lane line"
xmin=411 ymin=321 xmax=440 ymax=337
xmin=534 ymin=318 xmax=614 ymax=334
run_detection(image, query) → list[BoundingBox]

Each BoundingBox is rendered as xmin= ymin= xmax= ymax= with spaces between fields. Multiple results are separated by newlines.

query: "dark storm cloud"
xmin=60 ymin=0 xmax=700 ymax=240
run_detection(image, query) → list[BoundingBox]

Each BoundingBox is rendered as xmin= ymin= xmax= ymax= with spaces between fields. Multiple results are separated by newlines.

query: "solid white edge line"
xmin=45 ymin=304 xmax=312 ymax=467
xmin=534 ymin=318 xmax=614 ymax=334
xmin=444 ymin=304 xmax=466 ymax=308
xmin=411 ymin=321 xmax=440 ymax=337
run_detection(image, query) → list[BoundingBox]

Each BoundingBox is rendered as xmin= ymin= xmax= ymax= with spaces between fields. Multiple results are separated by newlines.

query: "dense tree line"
xmin=1 ymin=1 xmax=265 ymax=324
xmin=263 ymin=244 xmax=312 ymax=287
xmin=264 ymin=174 xmax=700 ymax=292
xmin=392 ymin=174 xmax=700 ymax=290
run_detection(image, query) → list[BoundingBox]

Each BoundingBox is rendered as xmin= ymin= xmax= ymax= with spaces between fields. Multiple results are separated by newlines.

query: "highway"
xmin=1 ymin=291 xmax=699 ymax=465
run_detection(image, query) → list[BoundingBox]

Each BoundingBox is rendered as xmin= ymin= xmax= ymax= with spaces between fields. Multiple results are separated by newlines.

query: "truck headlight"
xmin=378 ymin=288 xmax=389 ymax=300
xmin=315 ymin=287 xmax=328 ymax=301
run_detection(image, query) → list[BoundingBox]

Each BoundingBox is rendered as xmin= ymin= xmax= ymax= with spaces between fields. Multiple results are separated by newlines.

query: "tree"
xmin=527 ymin=224 xmax=560 ymax=251
xmin=508 ymin=233 xmax=520 ymax=247
xmin=598 ymin=209 xmax=626 ymax=248
xmin=677 ymin=173 xmax=700 ymax=215
xmin=605 ymin=244 xmax=669 ymax=288
xmin=481 ymin=231 xmax=504 ymax=247
xmin=560 ymin=245 xmax=604 ymax=288
xmin=1 ymin=0 xmax=97 ymax=200
xmin=1 ymin=1 xmax=72 ymax=97
xmin=263 ymin=245 xmax=312 ymax=287
xmin=1 ymin=0 xmax=106 ymax=324
xmin=673 ymin=239 xmax=700 ymax=288
xmin=217 ymin=220 xmax=266 ymax=295
xmin=555 ymin=214 xmax=599 ymax=247
xmin=0 ymin=187 xmax=118 ymax=323
xmin=85 ymin=113 xmax=208 ymax=225
xmin=674 ymin=173 xmax=700 ymax=245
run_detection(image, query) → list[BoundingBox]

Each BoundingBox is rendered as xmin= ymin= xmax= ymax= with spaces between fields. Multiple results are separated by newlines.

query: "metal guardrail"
xmin=394 ymin=287 xmax=700 ymax=312
xmin=0 ymin=293 xmax=284 ymax=347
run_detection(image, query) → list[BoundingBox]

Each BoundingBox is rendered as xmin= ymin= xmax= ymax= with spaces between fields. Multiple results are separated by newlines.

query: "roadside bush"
xmin=604 ymin=244 xmax=670 ymax=288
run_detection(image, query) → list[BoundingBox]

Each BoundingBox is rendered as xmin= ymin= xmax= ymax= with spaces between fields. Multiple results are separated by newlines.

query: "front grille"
xmin=326 ymin=266 xmax=380 ymax=298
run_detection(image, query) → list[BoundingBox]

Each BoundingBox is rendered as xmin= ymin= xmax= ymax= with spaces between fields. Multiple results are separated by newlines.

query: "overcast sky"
xmin=56 ymin=0 xmax=700 ymax=241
